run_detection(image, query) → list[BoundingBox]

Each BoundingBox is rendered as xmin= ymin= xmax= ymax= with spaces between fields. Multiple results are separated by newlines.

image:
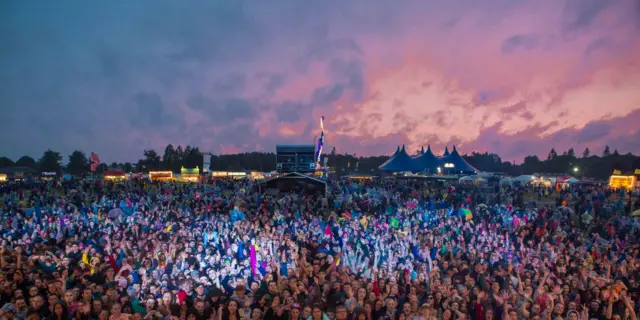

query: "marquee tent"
xmin=412 ymin=145 xmax=442 ymax=173
xmin=564 ymin=177 xmax=580 ymax=184
xmin=379 ymin=145 xmax=417 ymax=172
xmin=499 ymin=178 xmax=513 ymax=185
xmin=440 ymin=146 xmax=478 ymax=174
xmin=513 ymin=175 xmax=534 ymax=183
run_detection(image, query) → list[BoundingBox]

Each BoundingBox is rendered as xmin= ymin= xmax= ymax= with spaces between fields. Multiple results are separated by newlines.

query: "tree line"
xmin=0 ymin=145 xmax=638 ymax=180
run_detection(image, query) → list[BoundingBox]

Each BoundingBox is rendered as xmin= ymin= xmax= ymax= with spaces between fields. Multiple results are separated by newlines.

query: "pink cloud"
xmin=2 ymin=0 xmax=640 ymax=163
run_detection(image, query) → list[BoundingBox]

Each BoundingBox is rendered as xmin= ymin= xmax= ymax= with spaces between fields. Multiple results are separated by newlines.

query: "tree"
xmin=547 ymin=148 xmax=558 ymax=161
xmin=96 ymin=163 xmax=108 ymax=174
xmin=582 ymin=147 xmax=590 ymax=158
xmin=330 ymin=147 xmax=337 ymax=157
xmin=567 ymin=148 xmax=575 ymax=158
xmin=162 ymin=144 xmax=176 ymax=170
xmin=182 ymin=146 xmax=203 ymax=170
xmin=603 ymin=145 xmax=611 ymax=157
xmin=67 ymin=150 xmax=90 ymax=176
xmin=613 ymin=149 xmax=619 ymax=156
xmin=123 ymin=162 xmax=133 ymax=173
xmin=38 ymin=150 xmax=62 ymax=173
xmin=175 ymin=145 xmax=184 ymax=165
xmin=15 ymin=156 xmax=37 ymax=169
xmin=141 ymin=149 xmax=161 ymax=170
xmin=0 ymin=157 xmax=15 ymax=168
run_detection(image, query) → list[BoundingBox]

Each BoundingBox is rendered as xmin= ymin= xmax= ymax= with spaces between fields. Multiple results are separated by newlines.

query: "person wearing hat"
xmin=0 ymin=303 xmax=15 ymax=320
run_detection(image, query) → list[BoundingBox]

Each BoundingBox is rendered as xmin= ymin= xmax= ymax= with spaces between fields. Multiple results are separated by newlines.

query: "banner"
xmin=90 ymin=153 xmax=100 ymax=172
xmin=635 ymin=169 xmax=640 ymax=175
xmin=203 ymin=154 xmax=211 ymax=172
xmin=613 ymin=170 xmax=622 ymax=175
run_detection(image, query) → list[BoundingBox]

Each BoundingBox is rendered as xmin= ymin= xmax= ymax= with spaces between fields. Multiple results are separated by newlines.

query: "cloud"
xmin=465 ymin=110 xmax=640 ymax=161
xmin=0 ymin=0 xmax=639 ymax=163
xmin=576 ymin=122 xmax=611 ymax=143
xmin=501 ymin=35 xmax=541 ymax=54
xmin=274 ymin=101 xmax=304 ymax=123
xmin=311 ymin=84 xmax=345 ymax=106
xmin=131 ymin=93 xmax=170 ymax=127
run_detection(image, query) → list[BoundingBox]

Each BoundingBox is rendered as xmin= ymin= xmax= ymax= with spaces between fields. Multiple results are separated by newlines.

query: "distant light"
xmin=573 ymin=167 xmax=579 ymax=172
xmin=444 ymin=163 xmax=455 ymax=168
xmin=437 ymin=167 xmax=442 ymax=172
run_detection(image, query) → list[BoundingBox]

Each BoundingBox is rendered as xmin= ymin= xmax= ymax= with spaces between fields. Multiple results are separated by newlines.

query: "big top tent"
xmin=440 ymin=146 xmax=478 ymax=174
xmin=412 ymin=145 xmax=442 ymax=173
xmin=379 ymin=145 xmax=417 ymax=172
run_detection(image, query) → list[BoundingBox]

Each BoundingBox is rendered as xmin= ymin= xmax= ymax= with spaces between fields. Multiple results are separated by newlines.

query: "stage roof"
xmin=276 ymin=145 xmax=315 ymax=153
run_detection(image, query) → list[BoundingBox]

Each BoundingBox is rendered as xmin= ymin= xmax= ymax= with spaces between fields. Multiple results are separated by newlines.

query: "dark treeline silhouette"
xmin=1 ymin=145 xmax=639 ymax=179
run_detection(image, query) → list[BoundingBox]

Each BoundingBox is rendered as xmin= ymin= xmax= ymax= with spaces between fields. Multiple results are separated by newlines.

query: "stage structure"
xmin=315 ymin=116 xmax=325 ymax=169
xmin=276 ymin=145 xmax=316 ymax=173
xmin=275 ymin=116 xmax=328 ymax=174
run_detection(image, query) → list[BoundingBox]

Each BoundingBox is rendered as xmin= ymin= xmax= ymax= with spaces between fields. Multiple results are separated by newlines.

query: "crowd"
xmin=1 ymin=176 xmax=639 ymax=320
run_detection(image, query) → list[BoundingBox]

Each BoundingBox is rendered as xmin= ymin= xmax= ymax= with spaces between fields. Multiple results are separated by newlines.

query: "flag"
xmin=635 ymin=169 xmax=640 ymax=175
xmin=613 ymin=170 xmax=622 ymax=175
xmin=250 ymin=245 xmax=257 ymax=277
xmin=391 ymin=218 xmax=399 ymax=229
xmin=90 ymin=153 xmax=100 ymax=172
xmin=203 ymin=154 xmax=211 ymax=173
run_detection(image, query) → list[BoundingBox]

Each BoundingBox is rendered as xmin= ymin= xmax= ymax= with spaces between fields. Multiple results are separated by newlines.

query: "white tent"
xmin=458 ymin=176 xmax=475 ymax=182
xmin=474 ymin=177 xmax=488 ymax=184
xmin=499 ymin=178 xmax=512 ymax=185
xmin=564 ymin=177 xmax=580 ymax=184
xmin=513 ymin=175 xmax=534 ymax=182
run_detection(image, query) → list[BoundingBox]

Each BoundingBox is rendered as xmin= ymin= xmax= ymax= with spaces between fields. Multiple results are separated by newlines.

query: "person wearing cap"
xmin=0 ymin=303 xmax=15 ymax=320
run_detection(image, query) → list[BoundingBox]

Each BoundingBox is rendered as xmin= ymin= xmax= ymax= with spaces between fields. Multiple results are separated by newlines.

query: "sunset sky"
xmin=1 ymin=0 xmax=639 ymax=163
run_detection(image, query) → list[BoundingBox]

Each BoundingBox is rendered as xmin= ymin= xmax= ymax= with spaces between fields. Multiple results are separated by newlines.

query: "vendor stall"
xmin=41 ymin=172 xmax=57 ymax=181
xmin=210 ymin=171 xmax=247 ymax=180
xmin=344 ymin=175 xmax=376 ymax=181
xmin=180 ymin=167 xmax=200 ymax=182
xmin=104 ymin=170 xmax=126 ymax=181
xmin=0 ymin=173 xmax=6 ymax=182
xmin=609 ymin=174 xmax=636 ymax=190
xmin=249 ymin=171 xmax=265 ymax=180
xmin=149 ymin=171 xmax=174 ymax=181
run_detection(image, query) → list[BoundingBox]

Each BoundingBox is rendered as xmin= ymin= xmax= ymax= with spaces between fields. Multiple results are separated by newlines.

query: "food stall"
xmin=249 ymin=171 xmax=265 ymax=180
xmin=180 ymin=167 xmax=200 ymax=182
xmin=210 ymin=171 xmax=247 ymax=180
xmin=609 ymin=173 xmax=636 ymax=190
xmin=0 ymin=173 xmax=6 ymax=182
xmin=41 ymin=172 xmax=58 ymax=181
xmin=104 ymin=170 xmax=126 ymax=181
xmin=344 ymin=175 xmax=376 ymax=181
xmin=149 ymin=171 xmax=174 ymax=181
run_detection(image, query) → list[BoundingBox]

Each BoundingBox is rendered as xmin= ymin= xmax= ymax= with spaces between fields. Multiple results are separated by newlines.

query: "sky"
xmin=1 ymin=0 xmax=640 ymax=164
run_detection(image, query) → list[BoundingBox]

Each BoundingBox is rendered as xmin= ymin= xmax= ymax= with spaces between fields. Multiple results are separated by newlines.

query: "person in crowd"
xmin=1 ymin=176 xmax=639 ymax=320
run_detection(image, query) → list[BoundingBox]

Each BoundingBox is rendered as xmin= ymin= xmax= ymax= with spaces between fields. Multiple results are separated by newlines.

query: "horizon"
xmin=1 ymin=143 xmax=635 ymax=166
xmin=2 ymin=0 xmax=640 ymax=163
